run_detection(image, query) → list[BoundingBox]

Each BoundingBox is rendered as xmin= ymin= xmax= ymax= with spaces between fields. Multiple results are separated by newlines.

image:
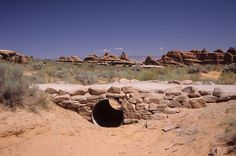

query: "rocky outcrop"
xmin=0 ymin=49 xmax=32 ymax=64
xmin=120 ymin=52 xmax=130 ymax=61
xmin=57 ymin=56 xmax=82 ymax=62
xmin=154 ymin=47 xmax=236 ymax=66
xmin=84 ymin=52 xmax=135 ymax=66
xmin=144 ymin=56 xmax=159 ymax=65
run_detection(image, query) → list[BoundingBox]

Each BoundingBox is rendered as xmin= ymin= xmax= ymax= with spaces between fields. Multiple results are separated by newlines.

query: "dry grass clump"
xmin=0 ymin=62 xmax=50 ymax=111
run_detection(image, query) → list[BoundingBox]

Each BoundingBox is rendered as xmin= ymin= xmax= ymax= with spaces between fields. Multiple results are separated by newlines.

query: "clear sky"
xmin=0 ymin=0 xmax=235 ymax=58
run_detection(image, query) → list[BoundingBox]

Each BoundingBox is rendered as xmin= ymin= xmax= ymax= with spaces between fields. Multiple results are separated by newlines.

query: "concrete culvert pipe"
xmin=92 ymin=99 xmax=124 ymax=127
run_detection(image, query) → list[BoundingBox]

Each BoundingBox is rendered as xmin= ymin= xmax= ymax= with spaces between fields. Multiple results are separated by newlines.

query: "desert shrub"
xmin=29 ymin=60 xmax=45 ymax=70
xmin=188 ymin=65 xmax=201 ymax=74
xmin=217 ymin=72 xmax=236 ymax=84
xmin=137 ymin=70 xmax=157 ymax=81
xmin=223 ymin=63 xmax=236 ymax=73
xmin=0 ymin=63 xmax=27 ymax=108
xmin=76 ymin=72 xmax=98 ymax=85
xmin=0 ymin=62 xmax=50 ymax=110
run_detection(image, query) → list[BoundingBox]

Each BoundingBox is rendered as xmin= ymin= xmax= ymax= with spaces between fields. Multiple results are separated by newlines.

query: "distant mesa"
xmin=0 ymin=49 xmax=32 ymax=64
xmin=144 ymin=47 xmax=236 ymax=66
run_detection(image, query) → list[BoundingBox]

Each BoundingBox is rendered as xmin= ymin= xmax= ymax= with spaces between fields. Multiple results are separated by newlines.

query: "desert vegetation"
xmin=0 ymin=61 xmax=50 ymax=111
xmin=20 ymin=59 xmax=236 ymax=85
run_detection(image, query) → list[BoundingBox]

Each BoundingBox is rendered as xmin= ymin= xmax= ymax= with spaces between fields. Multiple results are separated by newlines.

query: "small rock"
xmin=168 ymin=80 xmax=181 ymax=85
xmin=217 ymin=94 xmax=230 ymax=102
xmin=54 ymin=94 xmax=70 ymax=103
xmin=182 ymin=80 xmax=193 ymax=85
xmin=166 ymin=86 xmax=182 ymax=96
xmin=128 ymin=97 xmax=143 ymax=104
xmin=119 ymin=78 xmax=130 ymax=83
xmin=163 ymin=107 xmax=181 ymax=114
xmin=156 ymin=104 xmax=168 ymax=111
xmin=88 ymin=87 xmax=106 ymax=95
xmin=106 ymin=93 xmax=125 ymax=99
xmin=151 ymin=113 xmax=166 ymax=120
xmin=123 ymin=119 xmax=139 ymax=124
xmin=189 ymin=98 xmax=206 ymax=108
xmin=121 ymin=86 xmax=139 ymax=93
xmin=135 ymin=103 xmax=148 ymax=110
xmin=205 ymin=81 xmax=215 ymax=85
xmin=141 ymin=114 xmax=152 ymax=120
xmin=58 ymin=89 xmax=67 ymax=95
xmin=149 ymin=103 xmax=157 ymax=111
xmin=162 ymin=123 xmax=180 ymax=132
xmin=229 ymin=94 xmax=236 ymax=100
xmin=181 ymin=101 xmax=191 ymax=108
xmin=182 ymin=86 xmax=197 ymax=93
xmin=174 ymin=95 xmax=188 ymax=102
xmin=188 ymin=93 xmax=201 ymax=98
xmin=69 ymin=88 xmax=87 ymax=96
xmin=167 ymin=100 xmax=181 ymax=108
xmin=164 ymin=95 xmax=175 ymax=100
xmin=107 ymin=86 xmax=121 ymax=94
xmin=45 ymin=87 xmax=58 ymax=94
xmin=203 ymin=95 xmax=217 ymax=103
xmin=212 ymin=88 xmax=224 ymax=98
xmin=198 ymin=90 xmax=211 ymax=96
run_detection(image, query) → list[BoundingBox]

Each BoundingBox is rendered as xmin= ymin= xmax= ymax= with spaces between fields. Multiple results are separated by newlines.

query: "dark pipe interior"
xmin=92 ymin=99 xmax=124 ymax=127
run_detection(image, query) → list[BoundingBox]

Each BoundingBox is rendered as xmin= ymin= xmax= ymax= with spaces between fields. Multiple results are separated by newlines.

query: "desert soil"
xmin=0 ymin=82 xmax=236 ymax=156
xmin=0 ymin=100 xmax=235 ymax=156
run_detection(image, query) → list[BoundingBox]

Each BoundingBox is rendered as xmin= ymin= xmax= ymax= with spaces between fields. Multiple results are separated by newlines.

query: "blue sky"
xmin=0 ymin=0 xmax=235 ymax=58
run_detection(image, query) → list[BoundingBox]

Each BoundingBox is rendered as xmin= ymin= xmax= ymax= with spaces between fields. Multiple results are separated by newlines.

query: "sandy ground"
xmin=37 ymin=81 xmax=236 ymax=94
xmin=0 ymin=100 xmax=236 ymax=156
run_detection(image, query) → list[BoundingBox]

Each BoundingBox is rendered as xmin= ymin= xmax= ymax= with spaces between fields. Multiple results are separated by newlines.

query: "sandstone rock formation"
xmin=84 ymin=52 xmax=134 ymax=66
xmin=0 ymin=49 xmax=32 ymax=64
xmin=144 ymin=47 xmax=236 ymax=66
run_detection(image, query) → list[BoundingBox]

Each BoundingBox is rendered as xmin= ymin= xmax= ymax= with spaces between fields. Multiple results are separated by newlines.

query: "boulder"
xmin=167 ymin=100 xmax=181 ymax=108
xmin=182 ymin=86 xmax=197 ymax=93
xmin=212 ymin=88 xmax=224 ymax=98
xmin=166 ymin=86 xmax=182 ymax=96
xmin=189 ymin=98 xmax=206 ymax=108
xmin=174 ymin=95 xmax=188 ymax=102
xmin=203 ymin=95 xmax=217 ymax=103
xmin=188 ymin=93 xmax=201 ymax=98
xmin=106 ymin=93 xmax=125 ymax=99
xmin=54 ymin=94 xmax=70 ymax=103
xmin=107 ymin=86 xmax=121 ymax=94
xmin=88 ymin=87 xmax=106 ymax=95
xmin=45 ymin=87 xmax=58 ymax=94
xmin=69 ymin=88 xmax=88 ymax=96
xmin=198 ymin=90 xmax=211 ymax=96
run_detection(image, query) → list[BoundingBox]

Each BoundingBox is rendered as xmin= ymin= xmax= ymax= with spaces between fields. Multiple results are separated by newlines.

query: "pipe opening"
xmin=92 ymin=99 xmax=124 ymax=127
